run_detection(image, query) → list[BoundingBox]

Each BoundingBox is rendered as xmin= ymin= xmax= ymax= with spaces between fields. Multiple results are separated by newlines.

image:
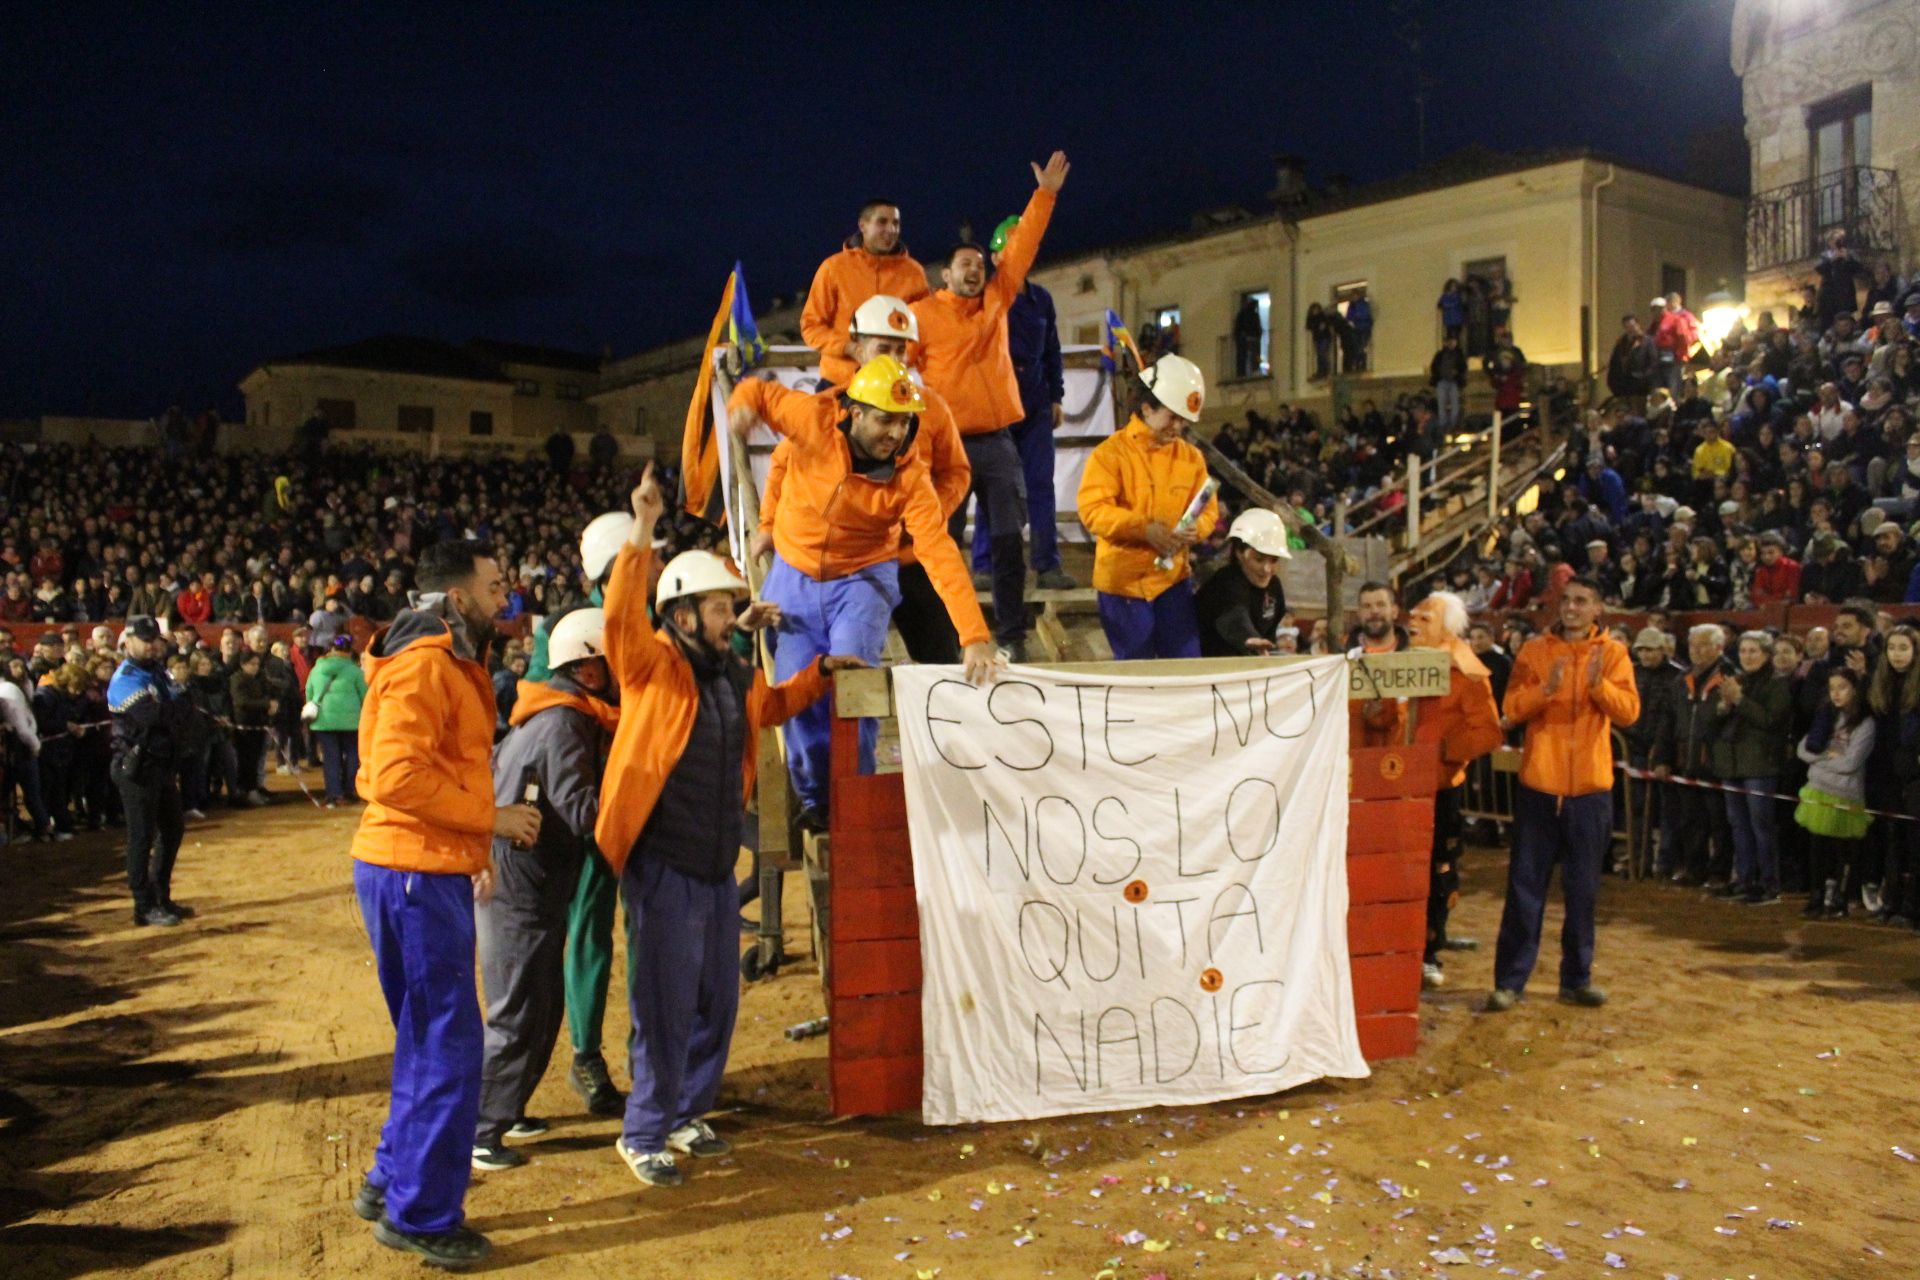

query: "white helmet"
xmin=1141 ymin=354 xmax=1206 ymax=422
xmin=851 ymin=294 xmax=919 ymax=343
xmin=547 ymin=607 xmax=607 ymax=668
xmin=655 ymin=550 xmax=749 ymax=613
xmin=1227 ymin=508 xmax=1292 ymax=558
xmin=580 ymin=511 xmax=634 ymax=582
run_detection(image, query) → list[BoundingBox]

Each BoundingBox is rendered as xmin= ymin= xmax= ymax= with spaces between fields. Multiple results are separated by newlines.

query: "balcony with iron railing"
xmin=1746 ymin=165 xmax=1900 ymax=273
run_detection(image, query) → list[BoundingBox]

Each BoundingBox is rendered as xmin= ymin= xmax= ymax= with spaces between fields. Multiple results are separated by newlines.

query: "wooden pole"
xmin=1329 ymin=498 xmax=1347 ymax=649
xmin=1487 ymin=409 xmax=1503 ymax=521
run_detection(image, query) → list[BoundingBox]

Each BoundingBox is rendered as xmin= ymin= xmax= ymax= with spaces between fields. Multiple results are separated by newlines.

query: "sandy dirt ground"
xmin=2 ymin=777 xmax=1918 ymax=1280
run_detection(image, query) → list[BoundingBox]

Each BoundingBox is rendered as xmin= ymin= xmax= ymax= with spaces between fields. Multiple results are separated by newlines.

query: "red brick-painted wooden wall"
xmin=825 ymin=716 xmax=1439 ymax=1118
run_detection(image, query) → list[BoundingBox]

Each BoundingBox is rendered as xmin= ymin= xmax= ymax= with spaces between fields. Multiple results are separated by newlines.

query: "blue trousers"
xmin=354 ymin=861 xmax=483 ymax=1235
xmin=1097 ymin=581 xmax=1200 ymax=661
xmin=972 ymin=404 xmax=1060 ymax=573
xmin=1493 ymin=786 xmax=1610 ymax=993
xmin=620 ymin=858 xmax=739 ymax=1152
xmin=763 ymin=553 xmax=897 ymax=811
xmin=1724 ymin=778 xmax=1779 ymax=893
xmin=318 ymin=730 xmax=360 ymax=803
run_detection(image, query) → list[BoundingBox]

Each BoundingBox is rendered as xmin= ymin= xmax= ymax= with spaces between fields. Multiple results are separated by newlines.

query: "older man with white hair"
xmin=1655 ymin=623 xmax=1734 ymax=886
xmin=1406 ymin=591 xmax=1503 ymax=989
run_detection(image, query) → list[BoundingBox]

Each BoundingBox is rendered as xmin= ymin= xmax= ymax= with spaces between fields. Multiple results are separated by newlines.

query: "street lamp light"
xmin=1700 ymin=283 xmax=1750 ymax=353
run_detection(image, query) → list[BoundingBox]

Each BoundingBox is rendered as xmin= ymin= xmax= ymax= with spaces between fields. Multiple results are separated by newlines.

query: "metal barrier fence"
xmin=1459 ymin=731 xmax=1643 ymax=877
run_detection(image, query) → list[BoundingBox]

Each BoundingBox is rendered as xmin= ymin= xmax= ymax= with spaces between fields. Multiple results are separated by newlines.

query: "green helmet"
xmin=988 ymin=215 xmax=1021 ymax=254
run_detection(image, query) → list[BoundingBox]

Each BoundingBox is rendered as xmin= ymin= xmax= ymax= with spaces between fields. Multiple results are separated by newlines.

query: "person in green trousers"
xmin=553 ymin=519 xmax=665 ymax=1115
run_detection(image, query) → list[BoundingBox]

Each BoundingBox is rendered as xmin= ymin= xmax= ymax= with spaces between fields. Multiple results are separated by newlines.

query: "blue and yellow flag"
xmin=727 ymin=260 xmax=766 ymax=368
xmin=1102 ymin=308 xmax=1143 ymax=372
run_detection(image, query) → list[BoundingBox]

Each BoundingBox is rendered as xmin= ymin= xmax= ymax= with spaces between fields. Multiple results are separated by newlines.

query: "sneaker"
xmin=470 ymin=1142 xmax=527 ymax=1171
xmin=666 ymin=1118 xmax=731 ymax=1158
xmin=1438 ymin=936 xmax=1479 ymax=952
xmin=371 ymin=1217 xmax=492 ymax=1269
xmin=1036 ymin=568 xmax=1080 ymax=591
xmin=277 ymin=763 xmax=293 ymax=776
xmin=184 ymin=808 xmax=207 ymax=820
xmin=163 ymin=901 xmax=195 ymax=919
xmin=137 ymin=905 xmax=182 ymax=927
xmin=325 ymin=800 xmax=339 ymax=810
xmin=1558 ymin=985 xmax=1608 ymax=1007
xmin=569 ymin=1055 xmax=624 ymax=1117
xmin=796 ymin=806 xmax=828 ymax=835
xmin=1739 ymin=889 xmax=1782 ymax=906
xmin=1861 ymin=882 xmax=1885 ymax=915
xmin=616 ymin=1139 xmax=684 ymax=1187
xmin=1421 ymin=962 xmax=1444 ymax=990
xmin=1888 ymin=913 xmax=1914 ymax=929
xmin=1483 ymin=988 xmax=1521 ymax=1013
xmin=1710 ymin=881 xmax=1745 ymax=899
xmin=1669 ymin=869 xmax=1701 ymax=887
xmin=506 ymin=1115 xmax=549 ymax=1139
xmin=1702 ymin=877 xmax=1730 ymax=893
xmin=352 ymin=1179 xmax=385 ymax=1222
xmin=1002 ymin=640 xmax=1030 ymax=664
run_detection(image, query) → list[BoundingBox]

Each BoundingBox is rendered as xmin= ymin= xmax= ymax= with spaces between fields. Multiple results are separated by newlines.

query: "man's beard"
xmin=1362 ymin=617 xmax=1391 ymax=638
xmin=459 ymin=604 xmax=497 ymax=650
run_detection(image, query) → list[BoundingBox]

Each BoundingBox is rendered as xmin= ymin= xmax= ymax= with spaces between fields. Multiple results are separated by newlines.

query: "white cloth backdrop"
xmin=713 ymin=346 xmax=1115 ymax=568
xmin=893 ymin=658 xmax=1366 ymax=1125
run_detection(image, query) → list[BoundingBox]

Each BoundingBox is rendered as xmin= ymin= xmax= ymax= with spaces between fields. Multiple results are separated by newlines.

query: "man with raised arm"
xmin=911 ymin=151 xmax=1071 ymax=661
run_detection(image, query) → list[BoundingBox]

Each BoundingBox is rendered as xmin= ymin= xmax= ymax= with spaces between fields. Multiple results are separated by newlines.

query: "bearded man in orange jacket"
xmin=596 ymin=466 xmax=856 ymax=1188
xmin=348 ymin=539 xmax=541 ymax=1269
xmin=1487 ymin=576 xmax=1639 ymax=1012
xmin=752 ymin=295 xmax=971 ymax=665
xmin=911 ymin=150 xmax=1070 ymax=660
xmin=728 ymin=355 xmax=998 ymax=829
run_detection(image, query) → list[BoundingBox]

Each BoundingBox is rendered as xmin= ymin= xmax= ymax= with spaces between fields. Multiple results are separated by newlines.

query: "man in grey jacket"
xmin=471 ymin=605 xmax=620 ymax=1170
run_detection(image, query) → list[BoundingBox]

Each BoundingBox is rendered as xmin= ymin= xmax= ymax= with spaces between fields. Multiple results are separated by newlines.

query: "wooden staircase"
xmin=1345 ymin=414 xmax=1570 ymax=585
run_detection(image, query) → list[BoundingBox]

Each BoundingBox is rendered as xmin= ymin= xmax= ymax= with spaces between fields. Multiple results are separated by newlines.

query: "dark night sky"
xmin=0 ymin=1 xmax=1744 ymax=420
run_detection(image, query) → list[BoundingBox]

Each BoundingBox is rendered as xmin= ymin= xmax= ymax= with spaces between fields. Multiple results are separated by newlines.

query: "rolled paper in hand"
xmin=1154 ymin=477 xmax=1220 ymax=571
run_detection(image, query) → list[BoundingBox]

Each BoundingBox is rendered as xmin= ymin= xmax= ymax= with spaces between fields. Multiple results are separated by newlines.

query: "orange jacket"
xmin=727 ymin=377 xmax=990 ymax=647
xmin=350 ymin=609 xmax=498 ymax=876
xmin=1412 ymin=642 xmax=1504 ymax=788
xmin=508 ymin=678 xmax=621 ymax=734
xmin=1504 ymin=625 xmax=1640 ymax=797
xmin=1077 ymin=416 xmax=1219 ymax=601
xmin=758 ymin=382 xmax=970 ymax=568
xmin=909 ymin=187 xmax=1057 ymax=433
xmin=595 ymin=541 xmax=830 ymax=878
xmin=802 ymin=245 xmax=931 ymax=388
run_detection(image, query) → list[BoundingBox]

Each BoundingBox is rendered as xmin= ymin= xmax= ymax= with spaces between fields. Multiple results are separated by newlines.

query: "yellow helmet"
xmin=845 ymin=355 xmax=927 ymax=414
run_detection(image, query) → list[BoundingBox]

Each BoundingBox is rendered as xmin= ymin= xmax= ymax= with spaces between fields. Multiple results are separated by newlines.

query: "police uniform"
xmin=108 ymin=617 xmax=192 ymax=925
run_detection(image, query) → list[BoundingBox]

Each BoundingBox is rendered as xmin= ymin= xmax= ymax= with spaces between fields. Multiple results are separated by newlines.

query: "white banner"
xmin=893 ymin=658 xmax=1366 ymax=1125
xmin=713 ymin=346 xmax=1116 ymax=569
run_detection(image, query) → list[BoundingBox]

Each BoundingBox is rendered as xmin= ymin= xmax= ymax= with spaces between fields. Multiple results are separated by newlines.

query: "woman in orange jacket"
xmin=1487 ymin=576 xmax=1639 ymax=1013
xmin=595 ymin=466 xmax=855 ymax=1188
xmin=1077 ymin=354 xmax=1219 ymax=659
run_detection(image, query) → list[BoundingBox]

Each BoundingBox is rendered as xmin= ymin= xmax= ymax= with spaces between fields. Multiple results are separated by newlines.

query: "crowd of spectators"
xmin=0 ymin=441 xmax=692 ymax=841
xmin=0 ymin=442 xmax=680 ymax=632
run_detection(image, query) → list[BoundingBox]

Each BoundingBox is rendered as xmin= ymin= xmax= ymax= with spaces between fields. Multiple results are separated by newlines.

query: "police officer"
xmin=108 ymin=616 xmax=193 ymax=926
